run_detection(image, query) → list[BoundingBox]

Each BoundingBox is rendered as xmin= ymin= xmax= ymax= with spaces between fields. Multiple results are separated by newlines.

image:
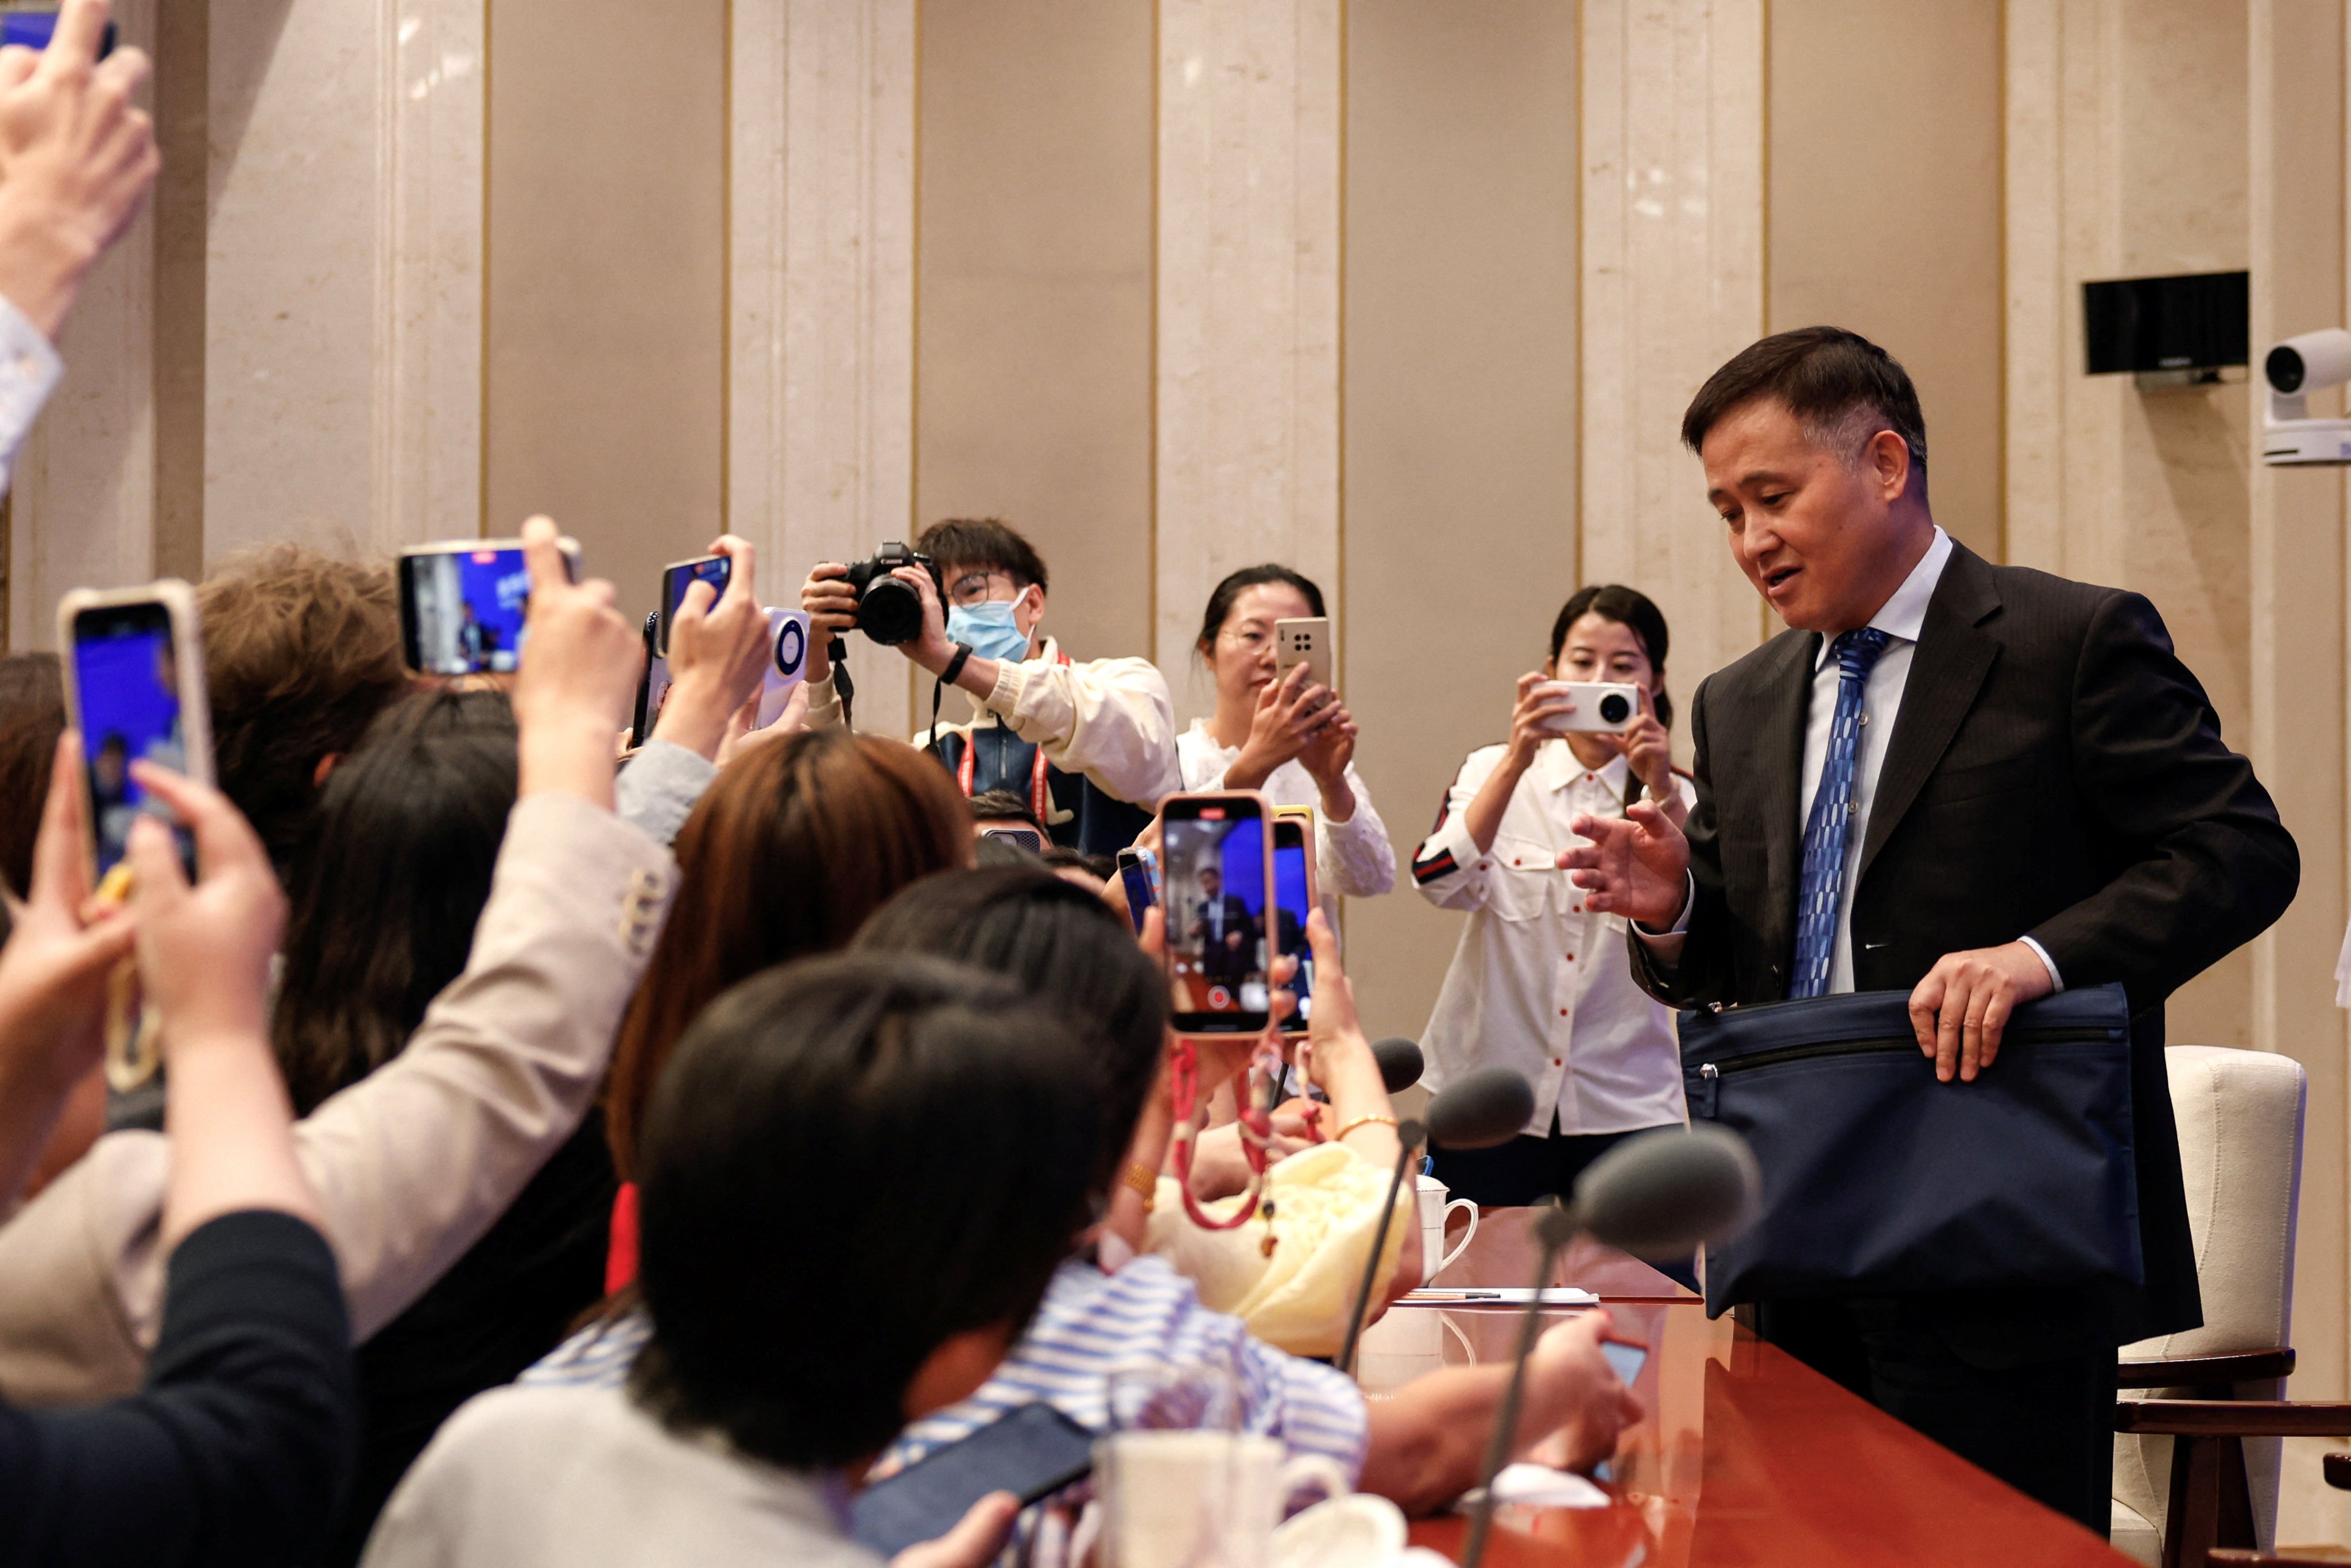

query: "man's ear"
xmin=1015 ymin=583 xmax=1046 ymax=637
xmin=1866 ymin=428 xmax=1911 ymax=502
xmin=902 ymin=1322 xmax=1017 ymax=1422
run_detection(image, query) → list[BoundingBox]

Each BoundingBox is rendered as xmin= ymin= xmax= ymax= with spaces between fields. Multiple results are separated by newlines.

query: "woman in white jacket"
xmin=1411 ymin=584 xmax=1691 ymax=1215
xmin=1176 ymin=565 xmax=1395 ymax=907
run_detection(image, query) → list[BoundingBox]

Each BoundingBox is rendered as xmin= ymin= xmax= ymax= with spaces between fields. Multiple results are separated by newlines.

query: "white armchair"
xmin=2112 ymin=1045 xmax=2309 ymax=1567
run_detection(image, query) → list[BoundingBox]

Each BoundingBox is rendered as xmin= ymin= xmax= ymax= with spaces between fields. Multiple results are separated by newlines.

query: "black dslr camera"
xmin=841 ymin=542 xmax=943 ymax=647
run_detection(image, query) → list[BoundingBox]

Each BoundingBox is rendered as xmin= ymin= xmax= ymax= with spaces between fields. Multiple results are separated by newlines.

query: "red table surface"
xmin=1364 ymin=1207 xmax=2132 ymax=1567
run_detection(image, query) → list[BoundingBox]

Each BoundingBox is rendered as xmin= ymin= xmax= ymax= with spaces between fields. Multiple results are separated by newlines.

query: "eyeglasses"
xmin=1218 ymin=625 xmax=1274 ymax=651
xmin=950 ymin=570 xmax=1017 ymax=609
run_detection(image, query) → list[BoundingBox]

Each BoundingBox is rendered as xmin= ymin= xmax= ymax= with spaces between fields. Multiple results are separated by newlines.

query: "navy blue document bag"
xmin=1679 ymin=982 xmax=2141 ymax=1315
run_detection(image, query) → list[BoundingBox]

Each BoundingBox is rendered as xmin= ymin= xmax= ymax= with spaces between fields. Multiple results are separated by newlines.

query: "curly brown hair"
xmin=603 ymin=728 xmax=975 ymax=1178
xmin=197 ymin=545 xmax=407 ymax=872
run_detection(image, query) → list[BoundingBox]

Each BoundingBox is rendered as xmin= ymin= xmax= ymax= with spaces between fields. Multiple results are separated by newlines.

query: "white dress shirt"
xmin=1646 ymin=526 xmax=2061 ymax=996
xmin=1176 ymin=720 xmax=1397 ymax=900
xmin=1413 ymin=746 xmax=1691 ymax=1138
xmin=0 ymin=296 xmax=62 ymax=496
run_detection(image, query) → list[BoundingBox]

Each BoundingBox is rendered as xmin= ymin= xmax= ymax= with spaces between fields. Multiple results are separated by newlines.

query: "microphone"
xmin=1459 ymin=1126 xmax=1760 ymax=1568
xmin=1370 ymin=1037 xmax=1424 ymax=1094
xmin=1337 ymin=1066 xmax=1533 ymax=1374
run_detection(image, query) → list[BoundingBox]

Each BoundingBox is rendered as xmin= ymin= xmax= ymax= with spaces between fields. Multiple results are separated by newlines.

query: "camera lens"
xmin=773 ymin=617 xmax=806 ymax=676
xmin=1598 ymin=692 xmax=1632 ymax=725
xmin=859 ymin=576 xmax=923 ymax=646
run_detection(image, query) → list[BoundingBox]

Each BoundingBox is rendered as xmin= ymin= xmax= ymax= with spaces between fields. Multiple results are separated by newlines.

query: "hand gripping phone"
xmin=398 ymin=537 xmax=581 ymax=677
xmin=850 ymin=1404 xmax=1094 ymax=1558
xmin=1274 ymin=617 xmax=1331 ymax=692
xmin=659 ymin=553 xmax=732 ymax=656
xmin=57 ymin=581 xmax=214 ymax=880
xmin=1116 ymin=846 xmax=1159 ymax=935
xmin=1161 ymin=791 xmax=1274 ymax=1033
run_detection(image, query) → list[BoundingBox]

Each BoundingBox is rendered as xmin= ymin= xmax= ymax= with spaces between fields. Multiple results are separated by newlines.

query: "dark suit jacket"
xmin=1193 ymin=894 xmax=1259 ymax=979
xmin=1633 ymin=541 xmax=2299 ymax=1358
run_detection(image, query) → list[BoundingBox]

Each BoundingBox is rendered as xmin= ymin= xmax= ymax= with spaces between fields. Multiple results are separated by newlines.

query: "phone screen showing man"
xmin=405 ymin=547 xmax=533 ymax=675
xmin=72 ymin=603 xmax=191 ymax=876
xmin=1164 ymin=805 xmax=1269 ymax=1028
xmin=1273 ymin=828 xmax=1313 ymax=1031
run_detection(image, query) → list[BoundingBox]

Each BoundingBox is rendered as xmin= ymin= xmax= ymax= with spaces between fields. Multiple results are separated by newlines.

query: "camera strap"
xmin=828 ymin=637 xmax=855 ymax=729
xmin=946 ymin=648 xmax=1068 ymax=830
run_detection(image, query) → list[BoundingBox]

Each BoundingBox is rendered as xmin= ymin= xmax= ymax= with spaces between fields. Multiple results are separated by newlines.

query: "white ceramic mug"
xmin=1097 ymin=1431 xmax=1351 ymax=1568
xmin=1415 ymin=1174 xmax=1479 ymax=1283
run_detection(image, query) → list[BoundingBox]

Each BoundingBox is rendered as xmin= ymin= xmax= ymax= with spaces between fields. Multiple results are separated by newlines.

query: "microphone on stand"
xmin=1337 ymin=1065 xmax=1535 ymax=1375
xmin=1459 ymin=1124 xmax=1760 ymax=1568
xmin=1370 ymin=1037 xmax=1425 ymax=1094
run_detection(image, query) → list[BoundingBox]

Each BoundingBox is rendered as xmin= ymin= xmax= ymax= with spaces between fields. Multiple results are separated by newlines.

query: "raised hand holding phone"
xmin=653 ymin=535 xmax=770 ymax=761
xmin=510 ymin=516 xmax=640 ymax=808
xmin=0 ymin=732 xmax=135 ymax=1209
xmin=0 ymin=0 xmax=157 ymax=340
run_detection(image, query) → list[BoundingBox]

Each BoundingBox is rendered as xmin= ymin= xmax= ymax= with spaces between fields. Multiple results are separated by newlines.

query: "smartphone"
xmin=1161 ymin=791 xmax=1273 ymax=1034
xmin=850 ymin=1403 xmax=1094 ymax=1558
xmin=57 ymin=582 xmax=214 ymax=880
xmin=1533 ymin=680 xmax=1640 ymax=735
xmin=1274 ymin=617 xmax=1331 ymax=692
xmin=0 ymin=10 xmax=117 ymax=58
xmin=398 ymin=537 xmax=580 ymax=677
xmin=981 ymin=825 xmax=1044 ymax=855
xmin=756 ymin=607 xmax=811 ymax=729
xmin=630 ymin=613 xmax=671 ymax=747
xmin=659 ymin=553 xmax=732 ymax=656
xmin=1116 ymin=846 xmax=1159 ymax=935
xmin=1272 ymin=809 xmax=1317 ymax=1037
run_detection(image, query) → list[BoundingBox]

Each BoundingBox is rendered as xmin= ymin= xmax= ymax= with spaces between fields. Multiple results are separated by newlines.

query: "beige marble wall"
xmin=1579 ymin=0 xmax=1769 ymax=745
xmin=206 ymin=0 xmax=483 ymax=564
xmin=1155 ymin=0 xmax=1343 ymax=722
xmin=729 ymin=0 xmax=917 ymax=740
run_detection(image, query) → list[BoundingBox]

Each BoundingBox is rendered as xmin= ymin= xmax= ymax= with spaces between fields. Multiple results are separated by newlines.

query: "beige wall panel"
xmin=487 ymin=0 xmax=726 ymax=627
xmin=1581 ymin=0 xmax=1767 ymax=748
xmin=1765 ymin=0 xmax=2002 ymax=560
xmin=915 ymin=0 xmax=1153 ymax=671
xmin=1156 ymin=0 xmax=1342 ymax=720
xmin=1340 ymin=0 xmax=1579 ymax=1042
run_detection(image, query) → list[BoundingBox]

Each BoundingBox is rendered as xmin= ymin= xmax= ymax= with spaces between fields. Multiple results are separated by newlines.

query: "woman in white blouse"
xmin=1412 ymin=584 xmax=1692 ymax=1215
xmin=1176 ymin=565 xmax=1396 ymax=907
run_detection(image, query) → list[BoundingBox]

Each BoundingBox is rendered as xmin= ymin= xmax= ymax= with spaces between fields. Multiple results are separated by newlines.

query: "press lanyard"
xmin=954 ymin=649 xmax=1069 ymax=830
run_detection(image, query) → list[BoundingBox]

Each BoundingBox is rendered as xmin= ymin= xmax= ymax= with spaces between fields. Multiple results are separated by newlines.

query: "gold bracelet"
xmin=1334 ymin=1113 xmax=1399 ymax=1142
xmin=1123 ymin=1162 xmax=1159 ymax=1213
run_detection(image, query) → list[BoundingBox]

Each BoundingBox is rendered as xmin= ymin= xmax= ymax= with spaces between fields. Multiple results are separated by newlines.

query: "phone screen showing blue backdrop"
xmin=408 ymin=548 xmax=532 ymax=675
xmin=1274 ymin=837 xmax=1312 ymax=1025
xmin=73 ymin=609 xmax=189 ymax=876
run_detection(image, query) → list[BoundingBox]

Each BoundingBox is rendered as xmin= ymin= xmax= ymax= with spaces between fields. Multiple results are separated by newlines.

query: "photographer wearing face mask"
xmin=799 ymin=518 xmax=1180 ymax=857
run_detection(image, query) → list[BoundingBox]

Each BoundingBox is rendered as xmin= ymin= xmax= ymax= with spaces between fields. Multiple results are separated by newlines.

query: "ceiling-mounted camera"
xmin=2264 ymin=328 xmax=2351 ymax=466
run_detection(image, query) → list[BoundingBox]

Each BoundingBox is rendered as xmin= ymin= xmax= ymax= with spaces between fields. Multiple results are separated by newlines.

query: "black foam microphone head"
xmin=1569 ymin=1124 xmax=1760 ymax=1260
xmin=1370 ymin=1037 xmax=1425 ymax=1094
xmin=1426 ymin=1066 xmax=1535 ymax=1151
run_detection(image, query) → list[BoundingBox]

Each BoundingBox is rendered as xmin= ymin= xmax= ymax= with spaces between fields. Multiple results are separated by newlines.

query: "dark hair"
xmin=1680 ymin=326 xmax=1928 ymax=482
xmin=198 ymin=545 xmax=408 ymax=874
xmin=0 ymin=652 xmax=63 ymax=898
xmin=914 ymin=518 xmax=1049 ymax=594
xmin=271 ymin=688 xmax=518 ymax=1113
xmin=1039 ymin=846 xmax=1116 ymax=881
xmin=1195 ymin=564 xmax=1327 ymax=656
xmin=1549 ymin=585 xmax=1674 ymax=731
xmin=606 ymin=729 xmax=975 ymax=1178
xmin=968 ymin=788 xmax=1043 ymax=832
xmin=854 ymin=866 xmax=1168 ymax=1198
xmin=632 ymin=954 xmax=1099 ymax=1469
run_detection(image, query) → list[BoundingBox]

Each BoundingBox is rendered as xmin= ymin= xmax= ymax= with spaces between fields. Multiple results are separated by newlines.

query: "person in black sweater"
xmin=270 ymin=688 xmax=617 ymax=1565
xmin=0 ymin=721 xmax=357 ymax=1563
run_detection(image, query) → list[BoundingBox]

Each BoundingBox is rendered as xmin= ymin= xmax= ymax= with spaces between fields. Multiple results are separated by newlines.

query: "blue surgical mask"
xmin=947 ymin=599 xmax=1033 ymax=664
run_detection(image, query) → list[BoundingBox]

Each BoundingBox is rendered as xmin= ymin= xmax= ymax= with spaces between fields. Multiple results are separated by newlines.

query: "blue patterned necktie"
xmin=1791 ymin=627 xmax=1893 ymax=998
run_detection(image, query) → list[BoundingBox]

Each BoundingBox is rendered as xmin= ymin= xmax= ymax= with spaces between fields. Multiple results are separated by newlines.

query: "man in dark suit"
xmin=1564 ymin=327 xmax=2298 ymax=1533
xmin=1191 ymin=865 xmax=1258 ymax=988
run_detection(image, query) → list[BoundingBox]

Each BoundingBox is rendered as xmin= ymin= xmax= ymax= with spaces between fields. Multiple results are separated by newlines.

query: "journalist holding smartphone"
xmin=1409 ymin=585 xmax=1692 ymax=1212
xmin=1179 ymin=566 xmax=1396 ymax=908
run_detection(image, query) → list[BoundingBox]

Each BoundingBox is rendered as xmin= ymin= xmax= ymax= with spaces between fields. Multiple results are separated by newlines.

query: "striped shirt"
xmin=518 ymin=1256 xmax=1369 ymax=1480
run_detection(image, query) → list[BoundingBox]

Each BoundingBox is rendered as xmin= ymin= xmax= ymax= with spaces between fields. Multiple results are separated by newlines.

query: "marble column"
xmin=1578 ymin=0 xmax=1768 ymax=737
xmin=729 ymin=0 xmax=917 ymax=741
xmin=1154 ymin=0 xmax=1342 ymax=722
xmin=204 ymin=0 xmax=483 ymax=564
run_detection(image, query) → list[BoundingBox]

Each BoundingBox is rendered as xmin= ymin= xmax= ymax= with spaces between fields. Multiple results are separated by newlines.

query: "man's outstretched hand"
xmin=1558 ymin=800 xmax=1692 ymax=928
